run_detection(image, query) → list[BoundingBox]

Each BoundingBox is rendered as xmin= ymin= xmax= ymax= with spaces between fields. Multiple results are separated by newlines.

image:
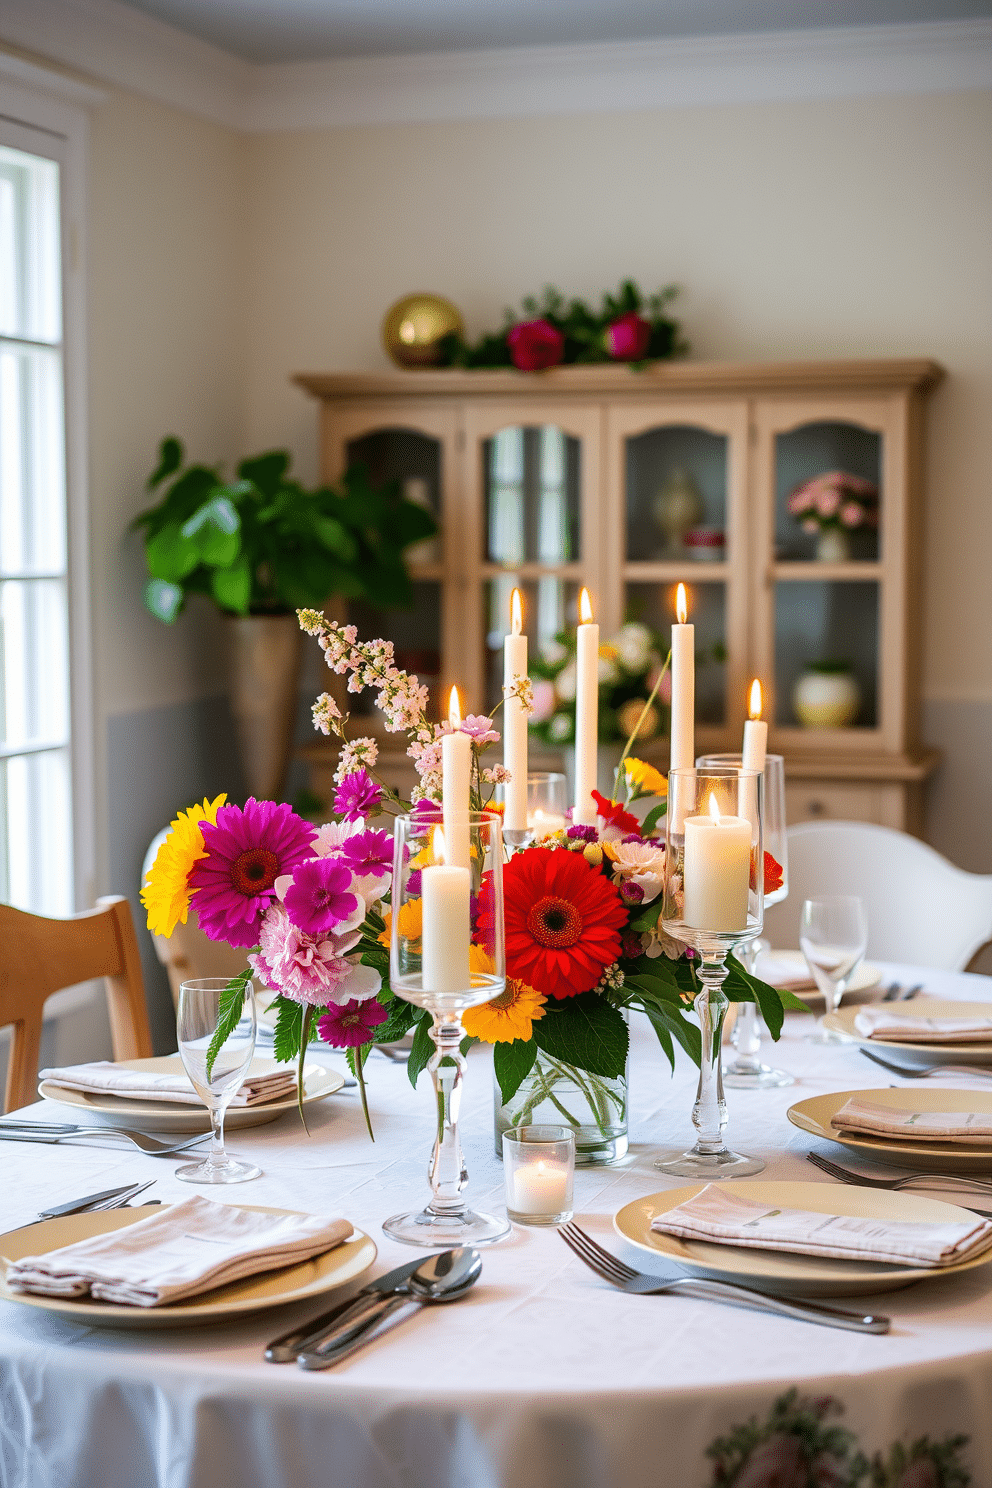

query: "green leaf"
xmin=640 ymin=1005 xmax=676 ymax=1071
xmin=148 ymin=436 xmax=183 ymax=489
xmin=270 ymin=996 xmax=304 ymax=1063
xmin=493 ymin=1038 xmax=538 ymax=1104
xmin=181 ymin=492 xmax=240 ymax=539
xmin=724 ymin=954 xmax=805 ymax=1042
xmin=374 ymin=995 xmax=418 ymax=1045
xmin=211 ymin=558 xmax=252 ymax=613
xmin=532 ymin=994 xmax=628 ymax=1079
xmin=143 ymin=578 xmax=184 ymax=623
xmin=641 ymin=801 xmax=667 ymax=835
xmin=407 ymin=1015 xmax=435 ymax=1087
xmin=145 ymin=521 xmax=201 ymax=583
xmin=205 ymin=969 xmax=252 ymax=1079
xmin=237 ymin=450 xmax=289 ymax=497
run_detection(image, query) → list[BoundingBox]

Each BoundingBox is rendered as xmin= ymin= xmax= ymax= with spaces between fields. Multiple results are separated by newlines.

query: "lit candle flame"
xmin=448 ymin=685 xmax=462 ymax=728
xmin=511 ymin=588 xmax=523 ymax=635
xmin=749 ymin=678 xmax=763 ymax=720
xmin=708 ymin=791 xmax=722 ymax=823
xmin=579 ymin=587 xmax=594 ymax=624
xmin=676 ymin=583 xmax=688 ymax=624
xmin=432 ymin=825 xmax=446 ymax=865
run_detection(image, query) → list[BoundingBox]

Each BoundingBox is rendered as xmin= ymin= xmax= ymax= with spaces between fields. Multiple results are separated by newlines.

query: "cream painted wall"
xmin=242 ymin=91 xmax=992 ymax=704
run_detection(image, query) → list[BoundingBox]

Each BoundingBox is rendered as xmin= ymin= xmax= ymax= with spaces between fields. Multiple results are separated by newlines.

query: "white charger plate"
xmin=823 ymin=999 xmax=992 ymax=1067
xmin=787 ymin=1086 xmax=992 ymax=1175
xmin=0 ymin=1205 xmax=375 ymax=1328
xmin=38 ymin=1055 xmax=344 ymax=1132
xmin=756 ymin=950 xmax=883 ymax=1010
xmin=613 ymin=1180 xmax=992 ymax=1296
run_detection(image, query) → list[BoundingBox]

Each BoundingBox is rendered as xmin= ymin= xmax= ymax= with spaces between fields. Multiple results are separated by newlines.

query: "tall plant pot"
xmin=227 ymin=614 xmax=302 ymax=801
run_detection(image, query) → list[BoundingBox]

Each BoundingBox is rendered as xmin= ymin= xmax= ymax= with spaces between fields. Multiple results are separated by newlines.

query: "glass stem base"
xmin=382 ymin=1207 xmax=510 ymax=1247
xmin=725 ymin=1003 xmax=794 ymax=1088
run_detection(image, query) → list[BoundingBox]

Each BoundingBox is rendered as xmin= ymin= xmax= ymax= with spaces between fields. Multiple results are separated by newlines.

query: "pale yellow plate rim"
xmin=758 ymin=951 xmax=882 ymax=1006
xmin=787 ymin=1086 xmax=992 ymax=1174
xmin=0 ymin=1204 xmax=376 ymax=1328
xmin=38 ymin=1055 xmax=344 ymax=1132
xmin=824 ymin=998 xmax=992 ymax=1064
xmin=613 ymin=1180 xmax=992 ymax=1296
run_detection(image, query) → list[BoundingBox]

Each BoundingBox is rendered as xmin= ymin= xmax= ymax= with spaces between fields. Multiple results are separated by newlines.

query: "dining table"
xmin=3 ymin=959 xmax=992 ymax=1488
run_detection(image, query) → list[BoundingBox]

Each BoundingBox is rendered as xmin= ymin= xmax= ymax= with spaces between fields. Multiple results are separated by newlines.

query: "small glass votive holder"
xmin=502 ymin=1124 xmax=575 ymax=1226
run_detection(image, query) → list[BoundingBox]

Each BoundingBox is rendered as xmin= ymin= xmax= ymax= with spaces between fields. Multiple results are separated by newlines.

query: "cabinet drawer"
xmin=785 ymin=780 xmax=905 ymax=830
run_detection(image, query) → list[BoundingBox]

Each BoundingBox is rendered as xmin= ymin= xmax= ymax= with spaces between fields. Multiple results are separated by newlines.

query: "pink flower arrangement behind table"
xmin=786 ymin=470 xmax=879 ymax=534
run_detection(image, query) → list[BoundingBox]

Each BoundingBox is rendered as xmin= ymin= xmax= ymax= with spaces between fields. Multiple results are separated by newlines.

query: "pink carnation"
xmin=815 ymin=488 xmax=841 ymax=518
xmin=250 ymin=903 xmax=380 ymax=1007
xmin=839 ymin=501 xmax=865 ymax=528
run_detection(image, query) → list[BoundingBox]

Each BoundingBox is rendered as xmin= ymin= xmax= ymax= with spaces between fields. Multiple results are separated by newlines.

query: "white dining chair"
xmin=762 ymin=821 xmax=992 ymax=972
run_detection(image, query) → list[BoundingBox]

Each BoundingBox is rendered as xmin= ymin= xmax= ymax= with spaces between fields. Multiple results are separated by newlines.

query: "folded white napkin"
xmin=5 ymin=1195 xmax=353 ymax=1306
xmin=830 ymin=1096 xmax=992 ymax=1145
xmin=854 ymin=1009 xmax=992 ymax=1044
xmin=650 ymin=1183 xmax=992 ymax=1267
xmin=753 ymin=957 xmax=815 ymax=992
xmin=38 ymin=1061 xmax=296 ymax=1107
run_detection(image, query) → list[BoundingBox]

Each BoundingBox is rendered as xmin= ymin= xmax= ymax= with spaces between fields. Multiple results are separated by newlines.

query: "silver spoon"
xmin=297 ymin=1248 xmax=482 ymax=1370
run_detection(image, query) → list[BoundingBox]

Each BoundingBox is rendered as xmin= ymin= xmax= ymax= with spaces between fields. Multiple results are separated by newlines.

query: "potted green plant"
xmin=132 ymin=438 xmax=437 ymax=798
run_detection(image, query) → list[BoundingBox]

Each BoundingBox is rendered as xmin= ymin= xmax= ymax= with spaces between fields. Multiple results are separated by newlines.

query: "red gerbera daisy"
xmin=480 ymin=846 xmax=627 ymax=1001
xmin=591 ymin=790 xmax=641 ymax=836
xmin=763 ymin=852 xmax=784 ymax=896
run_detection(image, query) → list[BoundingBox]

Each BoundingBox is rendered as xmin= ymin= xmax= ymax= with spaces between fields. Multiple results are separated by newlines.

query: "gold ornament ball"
xmin=382 ymin=294 xmax=464 ymax=368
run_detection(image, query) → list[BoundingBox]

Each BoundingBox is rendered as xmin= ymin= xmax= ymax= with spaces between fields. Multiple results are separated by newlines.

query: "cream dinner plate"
xmin=755 ymin=951 xmax=883 ymax=1010
xmin=788 ymin=1086 xmax=992 ymax=1175
xmin=823 ymin=998 xmax=992 ymax=1067
xmin=38 ymin=1055 xmax=344 ymax=1132
xmin=0 ymin=1205 xmax=376 ymax=1329
xmin=613 ymin=1181 xmax=992 ymax=1296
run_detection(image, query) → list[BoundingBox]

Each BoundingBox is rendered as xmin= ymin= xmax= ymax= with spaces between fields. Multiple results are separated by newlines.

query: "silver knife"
xmin=264 ymin=1255 xmax=430 ymax=1362
xmin=5 ymin=1182 xmax=148 ymax=1234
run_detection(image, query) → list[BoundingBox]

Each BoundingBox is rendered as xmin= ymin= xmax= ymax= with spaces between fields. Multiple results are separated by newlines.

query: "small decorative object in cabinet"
xmin=294 ymin=357 xmax=942 ymax=833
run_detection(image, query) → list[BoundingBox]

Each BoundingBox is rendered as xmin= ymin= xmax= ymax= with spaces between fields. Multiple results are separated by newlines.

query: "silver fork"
xmin=558 ymin=1222 xmax=889 ymax=1333
xmin=806 ymin=1151 xmax=992 ymax=1208
xmin=0 ymin=1123 xmax=212 ymax=1156
xmin=860 ymin=1049 xmax=992 ymax=1082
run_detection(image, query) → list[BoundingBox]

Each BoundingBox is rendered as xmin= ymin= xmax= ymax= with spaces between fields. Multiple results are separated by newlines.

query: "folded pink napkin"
xmin=854 ymin=1009 xmax=992 ymax=1044
xmin=830 ymin=1096 xmax=992 ymax=1145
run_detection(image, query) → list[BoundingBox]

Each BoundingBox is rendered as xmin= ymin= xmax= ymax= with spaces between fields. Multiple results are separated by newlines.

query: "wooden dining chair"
xmin=142 ymin=829 xmax=249 ymax=1009
xmin=0 ymin=894 xmax=153 ymax=1113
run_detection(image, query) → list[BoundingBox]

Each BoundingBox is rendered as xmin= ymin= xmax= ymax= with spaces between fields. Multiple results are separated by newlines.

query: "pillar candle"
xmin=670 ymin=583 xmax=695 ymax=771
xmin=573 ymin=587 xmax=599 ymax=826
xmin=442 ymin=686 xmax=471 ymax=870
xmin=421 ymin=831 xmax=471 ymax=993
xmin=511 ymin=1159 xmax=570 ymax=1216
xmin=503 ymin=589 xmax=528 ymax=832
xmin=683 ymin=794 xmax=751 ymax=932
xmin=741 ymin=678 xmax=768 ymax=773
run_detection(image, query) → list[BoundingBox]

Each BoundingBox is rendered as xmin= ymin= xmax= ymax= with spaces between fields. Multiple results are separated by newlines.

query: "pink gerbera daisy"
xmin=189 ymin=798 xmax=316 ymax=947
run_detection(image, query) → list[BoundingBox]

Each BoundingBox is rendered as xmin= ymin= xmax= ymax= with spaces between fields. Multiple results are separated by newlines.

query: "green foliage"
xmin=438 ymin=280 xmax=687 ymax=369
xmin=132 ymin=440 xmax=438 ymax=623
xmin=493 ymin=1038 xmax=538 ymax=1105
xmin=204 ymin=969 xmax=253 ymax=1079
xmin=532 ymin=993 xmax=628 ymax=1079
xmin=407 ymin=1014 xmax=435 ymax=1087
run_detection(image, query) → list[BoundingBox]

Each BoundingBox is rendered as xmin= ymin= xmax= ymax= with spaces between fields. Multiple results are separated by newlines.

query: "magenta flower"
xmin=604 ymin=311 xmax=651 ymax=361
xmin=190 ymin=798 xmax=315 ymax=948
xmin=340 ymin=828 xmax=392 ymax=878
xmin=411 ymin=798 xmax=441 ymax=823
xmin=334 ymin=769 xmax=382 ymax=821
xmin=282 ymin=857 xmax=361 ymax=936
xmin=460 ymin=714 xmax=499 ymax=745
xmin=318 ymin=997 xmax=388 ymax=1048
xmin=507 ymin=319 xmax=564 ymax=371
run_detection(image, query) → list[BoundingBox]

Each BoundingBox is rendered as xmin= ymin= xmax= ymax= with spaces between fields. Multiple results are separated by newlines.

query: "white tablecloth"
xmin=3 ymin=962 xmax=992 ymax=1488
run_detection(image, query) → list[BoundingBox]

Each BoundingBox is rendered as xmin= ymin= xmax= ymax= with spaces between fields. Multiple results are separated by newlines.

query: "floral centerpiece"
xmin=528 ymin=619 xmax=669 ymax=748
xmin=142 ymin=609 xmax=796 ymax=1147
xmin=786 ymin=470 xmax=879 ymax=539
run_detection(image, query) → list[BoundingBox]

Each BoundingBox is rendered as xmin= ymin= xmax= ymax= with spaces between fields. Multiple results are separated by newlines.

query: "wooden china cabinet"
xmin=294 ymin=358 xmax=941 ymax=834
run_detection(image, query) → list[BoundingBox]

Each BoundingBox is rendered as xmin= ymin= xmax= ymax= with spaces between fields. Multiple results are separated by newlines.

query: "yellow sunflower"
xmin=624 ymin=756 xmax=668 ymax=797
xmin=462 ymin=977 xmax=547 ymax=1044
xmin=377 ymin=898 xmax=423 ymax=948
xmin=141 ymin=794 xmax=226 ymax=938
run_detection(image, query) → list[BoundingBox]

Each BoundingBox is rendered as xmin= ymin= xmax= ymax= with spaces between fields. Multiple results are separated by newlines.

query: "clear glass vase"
xmin=495 ymin=1053 xmax=628 ymax=1166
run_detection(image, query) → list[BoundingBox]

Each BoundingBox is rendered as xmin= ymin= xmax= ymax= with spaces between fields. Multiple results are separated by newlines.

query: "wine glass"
xmin=800 ymin=896 xmax=869 ymax=1042
xmin=696 ymin=752 xmax=792 ymax=1089
xmin=176 ymin=977 xmax=261 ymax=1184
xmin=385 ymin=809 xmax=510 ymax=1247
xmin=654 ymin=767 xmax=766 ymax=1178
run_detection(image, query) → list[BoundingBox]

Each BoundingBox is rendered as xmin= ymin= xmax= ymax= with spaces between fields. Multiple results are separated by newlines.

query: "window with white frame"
xmin=0 ymin=131 xmax=73 ymax=916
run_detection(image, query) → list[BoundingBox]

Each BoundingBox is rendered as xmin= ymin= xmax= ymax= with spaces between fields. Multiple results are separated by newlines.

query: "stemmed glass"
xmin=697 ymin=752 xmax=792 ymax=1089
xmin=655 ymin=767 xmax=766 ymax=1178
xmin=386 ymin=809 xmax=510 ymax=1247
xmin=498 ymin=771 xmax=569 ymax=849
xmin=176 ymin=976 xmax=261 ymax=1184
xmin=801 ymin=896 xmax=868 ymax=1042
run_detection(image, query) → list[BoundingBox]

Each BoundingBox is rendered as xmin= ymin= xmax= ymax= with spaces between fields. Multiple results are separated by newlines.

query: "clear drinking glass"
xmin=696 ymin=752 xmax=793 ymax=1089
xmin=497 ymin=771 xmax=569 ymax=848
xmin=176 ymin=977 xmax=261 ymax=1184
xmin=655 ymin=766 xmax=766 ymax=1178
xmin=385 ymin=809 xmax=510 ymax=1247
xmin=502 ymin=1125 xmax=575 ymax=1226
xmin=801 ymin=896 xmax=868 ymax=1042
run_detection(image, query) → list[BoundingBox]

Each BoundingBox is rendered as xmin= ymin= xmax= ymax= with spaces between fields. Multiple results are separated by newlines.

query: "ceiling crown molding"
xmin=2 ymin=2 xmax=990 ymax=134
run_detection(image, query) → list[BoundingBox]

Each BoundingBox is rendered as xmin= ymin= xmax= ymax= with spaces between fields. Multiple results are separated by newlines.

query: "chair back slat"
xmin=0 ymin=895 xmax=153 ymax=1112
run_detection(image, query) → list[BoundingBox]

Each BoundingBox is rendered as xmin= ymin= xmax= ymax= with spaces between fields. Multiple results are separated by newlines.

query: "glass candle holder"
xmin=696 ymin=752 xmax=793 ymax=1090
xmin=497 ymin=771 xmax=569 ymax=849
xmin=655 ymin=766 xmax=766 ymax=1179
xmin=502 ymin=1125 xmax=575 ymax=1226
xmin=385 ymin=808 xmax=510 ymax=1248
